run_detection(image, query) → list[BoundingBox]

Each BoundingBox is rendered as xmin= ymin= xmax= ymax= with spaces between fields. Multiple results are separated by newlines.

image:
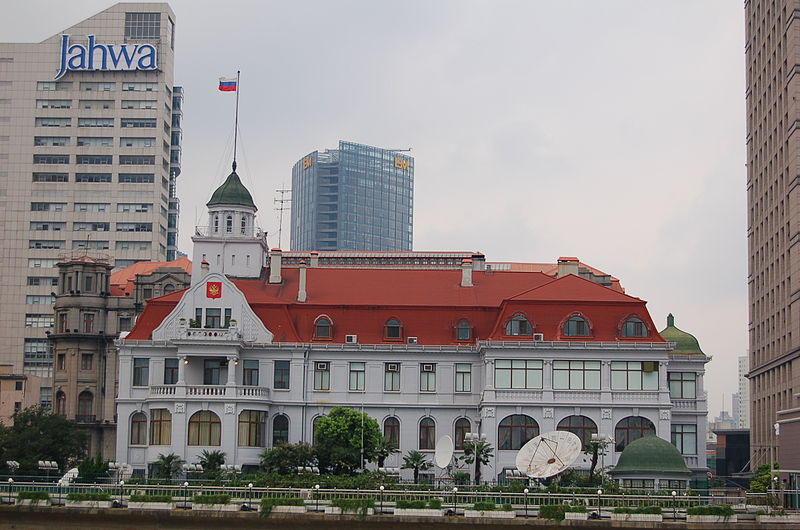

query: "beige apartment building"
xmin=0 ymin=3 xmax=182 ymax=395
xmin=745 ymin=0 xmax=800 ymax=472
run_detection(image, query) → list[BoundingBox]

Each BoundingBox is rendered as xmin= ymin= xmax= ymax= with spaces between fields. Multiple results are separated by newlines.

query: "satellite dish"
xmin=434 ymin=435 xmax=455 ymax=468
xmin=515 ymin=430 xmax=582 ymax=478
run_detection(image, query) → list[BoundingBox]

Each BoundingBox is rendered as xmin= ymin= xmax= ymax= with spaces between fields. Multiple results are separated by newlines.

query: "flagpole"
xmin=233 ymin=70 xmax=240 ymax=171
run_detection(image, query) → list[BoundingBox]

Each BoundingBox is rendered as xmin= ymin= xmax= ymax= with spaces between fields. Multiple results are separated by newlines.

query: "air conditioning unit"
xmin=345 ymin=334 xmax=358 ymax=344
xmin=315 ymin=361 xmax=329 ymax=371
xmin=422 ymin=363 xmax=435 ymax=372
xmin=407 ymin=336 xmax=418 ymax=344
xmin=386 ymin=363 xmax=399 ymax=372
xmin=533 ymin=333 xmax=544 ymax=342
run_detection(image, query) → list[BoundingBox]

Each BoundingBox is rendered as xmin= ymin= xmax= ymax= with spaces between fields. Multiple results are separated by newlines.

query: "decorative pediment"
xmin=152 ymin=273 xmax=273 ymax=343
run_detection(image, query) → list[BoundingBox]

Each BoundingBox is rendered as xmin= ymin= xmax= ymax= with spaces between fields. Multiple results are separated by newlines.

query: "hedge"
xmin=259 ymin=496 xmax=305 ymax=515
xmin=539 ymin=504 xmax=567 ymax=521
xmin=330 ymin=497 xmax=375 ymax=516
xmin=66 ymin=492 xmax=112 ymax=502
xmin=192 ymin=494 xmax=231 ymax=505
xmin=613 ymin=505 xmax=662 ymax=514
xmin=686 ymin=505 xmax=735 ymax=517
xmin=129 ymin=494 xmax=172 ymax=503
xmin=395 ymin=499 xmax=441 ymax=509
xmin=17 ymin=491 xmax=50 ymax=501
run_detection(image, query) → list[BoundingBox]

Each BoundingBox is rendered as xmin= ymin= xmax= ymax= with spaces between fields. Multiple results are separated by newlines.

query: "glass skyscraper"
xmin=290 ymin=141 xmax=413 ymax=251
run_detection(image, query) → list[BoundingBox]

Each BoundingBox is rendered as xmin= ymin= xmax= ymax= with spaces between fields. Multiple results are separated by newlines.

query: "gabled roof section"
xmin=110 ymin=257 xmax=192 ymax=296
xmin=207 ymin=170 xmax=256 ymax=210
xmin=509 ymin=274 xmax=643 ymax=303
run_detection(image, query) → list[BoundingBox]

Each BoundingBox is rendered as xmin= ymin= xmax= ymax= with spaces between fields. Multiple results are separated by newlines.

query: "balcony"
xmin=672 ymin=399 xmax=698 ymax=410
xmin=75 ymin=414 xmax=96 ymax=423
xmin=148 ymin=385 xmax=270 ymax=400
xmin=553 ymin=390 xmax=601 ymax=402
xmin=178 ymin=327 xmax=241 ymax=341
xmin=494 ymin=389 xmax=543 ymax=401
xmin=611 ymin=391 xmax=660 ymax=403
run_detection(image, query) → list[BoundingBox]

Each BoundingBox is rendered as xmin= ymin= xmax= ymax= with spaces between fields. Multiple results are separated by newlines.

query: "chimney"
xmin=461 ymin=258 xmax=473 ymax=287
xmin=309 ymin=251 xmax=319 ymax=268
xmin=269 ymin=248 xmax=282 ymax=284
xmin=297 ymin=260 xmax=307 ymax=302
xmin=200 ymin=260 xmax=209 ymax=278
xmin=471 ymin=253 xmax=486 ymax=271
xmin=557 ymin=257 xmax=579 ymax=278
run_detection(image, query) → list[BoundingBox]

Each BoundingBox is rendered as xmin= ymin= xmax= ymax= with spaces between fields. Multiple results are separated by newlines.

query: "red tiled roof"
xmin=110 ymin=257 xmax=192 ymax=296
xmin=126 ymin=267 xmax=663 ymax=345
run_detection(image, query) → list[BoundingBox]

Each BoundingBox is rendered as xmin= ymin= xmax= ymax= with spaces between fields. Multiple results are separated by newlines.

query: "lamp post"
xmin=314 ymin=484 xmax=320 ymax=512
xmin=379 ymin=485 xmax=384 ymax=514
xmin=452 ymin=487 xmax=458 ymax=516
xmin=523 ymin=488 xmax=529 ymax=518
xmin=671 ymin=490 xmax=677 ymax=521
xmin=7 ymin=478 xmax=13 ymax=505
xmin=247 ymin=483 xmax=253 ymax=511
xmin=183 ymin=481 xmax=189 ymax=510
xmin=773 ymin=475 xmax=780 ymax=511
xmin=118 ymin=480 xmax=124 ymax=508
xmin=596 ymin=489 xmax=602 ymax=519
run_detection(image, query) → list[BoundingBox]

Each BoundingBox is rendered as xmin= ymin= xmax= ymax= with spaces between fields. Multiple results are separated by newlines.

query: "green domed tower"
xmin=206 ymin=169 xmax=257 ymax=210
xmin=660 ymin=313 xmax=704 ymax=355
xmin=609 ymin=435 xmax=692 ymax=490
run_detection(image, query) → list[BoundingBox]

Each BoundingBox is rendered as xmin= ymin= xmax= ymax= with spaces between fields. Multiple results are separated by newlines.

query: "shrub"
xmin=614 ymin=505 xmax=662 ymax=515
xmin=473 ymin=501 xmax=497 ymax=511
xmin=501 ymin=503 xmax=513 ymax=511
xmin=395 ymin=499 xmax=440 ymax=509
xmin=260 ymin=496 xmax=304 ymax=516
xmin=192 ymin=494 xmax=231 ymax=505
xmin=539 ymin=504 xmax=567 ymax=520
xmin=686 ymin=505 xmax=735 ymax=517
xmin=427 ymin=498 xmax=442 ymax=509
xmin=17 ymin=490 xmax=49 ymax=501
xmin=565 ymin=504 xmax=587 ymax=513
xmin=453 ymin=471 xmax=470 ymax=485
xmin=330 ymin=497 xmax=375 ymax=516
xmin=66 ymin=492 xmax=111 ymax=502
xmin=129 ymin=494 xmax=172 ymax=503
xmin=613 ymin=506 xmax=634 ymax=514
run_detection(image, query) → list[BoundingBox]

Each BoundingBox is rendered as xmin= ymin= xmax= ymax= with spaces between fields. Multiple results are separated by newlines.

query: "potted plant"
xmin=686 ymin=505 xmax=737 ymax=523
xmin=325 ymin=497 xmax=375 ymax=516
xmin=611 ymin=505 xmax=663 ymax=522
xmin=65 ymin=492 xmax=113 ymax=509
xmin=260 ymin=497 xmax=306 ymax=515
xmin=128 ymin=493 xmax=174 ymax=510
xmin=464 ymin=501 xmax=515 ymax=519
xmin=16 ymin=490 xmax=50 ymax=506
xmin=393 ymin=498 xmax=445 ymax=517
xmin=191 ymin=493 xmax=237 ymax=512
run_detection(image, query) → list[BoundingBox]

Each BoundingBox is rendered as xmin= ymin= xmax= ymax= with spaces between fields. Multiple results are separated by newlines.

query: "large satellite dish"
xmin=515 ymin=430 xmax=582 ymax=478
xmin=434 ymin=435 xmax=454 ymax=468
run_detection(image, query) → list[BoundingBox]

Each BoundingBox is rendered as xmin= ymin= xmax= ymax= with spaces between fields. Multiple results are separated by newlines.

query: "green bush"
xmin=259 ymin=496 xmax=305 ymax=515
xmin=453 ymin=471 xmax=470 ymax=485
xmin=501 ymin=503 xmax=513 ymax=511
xmin=613 ymin=506 xmax=634 ymax=514
xmin=129 ymin=494 xmax=172 ymax=503
xmin=330 ymin=497 xmax=375 ymax=516
xmin=427 ymin=498 xmax=442 ymax=509
xmin=192 ymin=494 xmax=231 ymax=505
xmin=66 ymin=492 xmax=112 ymax=502
xmin=395 ymin=499 xmax=440 ymax=510
xmin=17 ymin=490 xmax=49 ymax=501
xmin=686 ymin=505 xmax=735 ymax=517
xmin=565 ymin=504 xmax=587 ymax=513
xmin=614 ymin=505 xmax=662 ymax=515
xmin=539 ymin=504 xmax=567 ymax=520
xmin=473 ymin=501 xmax=497 ymax=511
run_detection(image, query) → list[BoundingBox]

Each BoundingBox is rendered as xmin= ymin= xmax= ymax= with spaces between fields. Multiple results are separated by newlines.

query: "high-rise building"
xmin=0 ymin=3 xmax=182 ymax=378
xmin=737 ymin=355 xmax=749 ymax=429
xmin=290 ymin=141 xmax=413 ymax=251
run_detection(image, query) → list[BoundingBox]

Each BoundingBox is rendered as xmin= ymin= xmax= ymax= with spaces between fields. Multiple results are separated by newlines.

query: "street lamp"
xmin=379 ymin=485 xmax=384 ymax=514
xmin=7 ymin=478 xmax=13 ymax=505
xmin=523 ymin=488 xmax=529 ymax=518
xmin=671 ymin=490 xmax=677 ymax=521
xmin=597 ymin=489 xmax=602 ymax=519
xmin=183 ymin=481 xmax=189 ymax=509
xmin=314 ymin=484 xmax=320 ymax=512
xmin=247 ymin=482 xmax=253 ymax=511
xmin=452 ymin=487 xmax=458 ymax=516
xmin=118 ymin=481 xmax=124 ymax=507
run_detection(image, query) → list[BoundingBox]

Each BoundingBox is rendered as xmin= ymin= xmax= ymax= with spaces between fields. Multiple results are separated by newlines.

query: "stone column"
xmin=227 ymin=356 xmax=238 ymax=385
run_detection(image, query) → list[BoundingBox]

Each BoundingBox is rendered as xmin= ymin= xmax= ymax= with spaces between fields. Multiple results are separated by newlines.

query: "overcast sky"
xmin=2 ymin=1 xmax=746 ymax=419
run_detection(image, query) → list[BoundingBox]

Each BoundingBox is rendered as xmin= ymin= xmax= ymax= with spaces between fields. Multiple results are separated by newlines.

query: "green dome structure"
xmin=610 ymin=435 xmax=691 ymax=477
xmin=207 ymin=170 xmax=256 ymax=210
xmin=659 ymin=313 xmax=703 ymax=355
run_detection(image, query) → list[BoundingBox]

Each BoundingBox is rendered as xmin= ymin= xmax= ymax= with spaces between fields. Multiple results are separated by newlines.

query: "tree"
xmin=459 ymin=439 xmax=493 ymax=484
xmin=584 ymin=437 xmax=610 ymax=482
xmin=77 ymin=454 xmax=109 ymax=482
xmin=402 ymin=450 xmax=432 ymax=484
xmin=0 ymin=406 xmax=86 ymax=473
xmin=198 ymin=449 xmax=225 ymax=474
xmin=375 ymin=436 xmax=398 ymax=468
xmin=153 ymin=453 xmax=184 ymax=479
xmin=260 ymin=442 xmax=316 ymax=474
xmin=750 ymin=462 xmax=779 ymax=493
xmin=314 ymin=406 xmax=382 ymax=474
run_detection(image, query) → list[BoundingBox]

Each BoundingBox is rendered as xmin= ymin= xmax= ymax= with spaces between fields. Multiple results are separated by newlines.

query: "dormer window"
xmin=456 ymin=320 xmax=472 ymax=341
xmin=241 ymin=217 xmax=247 ymax=234
xmin=213 ymin=215 xmax=219 ymax=233
xmin=226 ymin=215 xmax=233 ymax=233
xmin=505 ymin=314 xmax=532 ymax=336
xmin=563 ymin=316 xmax=589 ymax=337
xmin=622 ymin=317 xmax=647 ymax=338
xmin=385 ymin=318 xmax=402 ymax=340
xmin=314 ymin=316 xmax=332 ymax=339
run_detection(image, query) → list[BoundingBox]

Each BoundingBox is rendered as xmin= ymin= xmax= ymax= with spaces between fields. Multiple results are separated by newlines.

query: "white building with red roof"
xmin=116 ymin=169 xmax=709 ymax=484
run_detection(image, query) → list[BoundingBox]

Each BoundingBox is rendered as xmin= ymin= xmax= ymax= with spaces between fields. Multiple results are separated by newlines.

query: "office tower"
xmin=737 ymin=356 xmax=749 ymax=429
xmin=290 ymin=141 xmax=413 ymax=251
xmin=0 ymin=3 xmax=181 ymax=378
xmin=745 ymin=1 xmax=798 ymax=468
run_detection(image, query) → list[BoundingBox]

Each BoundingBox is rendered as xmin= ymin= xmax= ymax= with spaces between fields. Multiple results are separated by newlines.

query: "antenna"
xmin=274 ymin=187 xmax=291 ymax=248
xmin=434 ymin=435 xmax=454 ymax=469
xmin=515 ymin=431 xmax=582 ymax=479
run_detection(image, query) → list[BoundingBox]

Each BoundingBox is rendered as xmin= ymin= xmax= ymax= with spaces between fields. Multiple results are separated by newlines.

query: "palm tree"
xmin=374 ymin=436 xmax=398 ymax=468
xmin=198 ymin=449 xmax=226 ymax=473
xmin=401 ymin=450 xmax=432 ymax=484
xmin=154 ymin=453 xmax=184 ymax=479
xmin=459 ymin=439 xmax=493 ymax=484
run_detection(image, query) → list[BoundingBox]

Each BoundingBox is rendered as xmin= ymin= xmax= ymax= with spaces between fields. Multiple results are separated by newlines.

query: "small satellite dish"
xmin=515 ymin=430 xmax=582 ymax=478
xmin=434 ymin=435 xmax=455 ymax=468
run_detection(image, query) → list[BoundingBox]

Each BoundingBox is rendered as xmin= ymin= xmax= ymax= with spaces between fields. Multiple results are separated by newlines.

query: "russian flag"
xmin=218 ymin=77 xmax=237 ymax=92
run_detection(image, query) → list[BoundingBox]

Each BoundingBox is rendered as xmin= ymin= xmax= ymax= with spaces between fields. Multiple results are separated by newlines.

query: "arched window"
xmin=419 ymin=417 xmax=435 ymax=450
xmin=563 ymin=316 xmax=590 ymax=337
xmin=150 ymin=409 xmax=171 ymax=445
xmin=77 ymin=390 xmax=93 ymax=421
xmin=314 ymin=316 xmax=332 ymax=339
xmin=213 ymin=215 xmax=219 ymax=233
xmin=498 ymin=414 xmax=539 ymax=450
xmin=130 ymin=412 xmax=147 ymax=445
xmin=456 ymin=320 xmax=472 ymax=341
xmin=55 ymin=391 xmax=66 ymax=416
xmin=614 ymin=416 xmax=655 ymax=451
xmin=272 ymin=414 xmax=289 ymax=445
xmin=385 ymin=318 xmax=402 ymax=340
xmin=238 ymin=410 xmax=266 ymax=447
xmin=621 ymin=317 xmax=647 ymax=338
xmin=454 ymin=418 xmax=471 ymax=450
xmin=505 ymin=314 xmax=532 ymax=336
xmin=556 ymin=415 xmax=598 ymax=450
xmin=188 ymin=410 xmax=221 ymax=446
xmin=240 ymin=217 xmax=247 ymax=235
xmin=225 ymin=215 xmax=233 ymax=233
xmin=312 ymin=416 xmax=324 ymax=445
xmin=384 ymin=417 xmax=400 ymax=449
xmin=163 ymin=284 xmax=175 ymax=294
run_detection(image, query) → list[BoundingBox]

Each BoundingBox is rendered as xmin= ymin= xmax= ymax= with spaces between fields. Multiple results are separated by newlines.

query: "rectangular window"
xmin=203 ymin=359 xmax=222 ymax=385
xmin=27 ymin=277 xmax=58 ymax=286
xmin=117 ymin=203 xmax=153 ymax=213
xmin=494 ymin=359 xmax=543 ymax=389
xmin=57 ymin=354 xmax=65 ymax=371
xmin=314 ymin=362 xmax=330 ymax=390
xmin=79 ymin=99 xmax=113 ymax=110
xmin=78 ymin=117 xmax=114 ymax=127
xmin=79 ymin=81 xmax=115 ymax=91
xmin=455 ymin=363 xmax=471 ymax=392
xmin=274 ymin=360 xmax=290 ymax=390
xmin=35 ymin=117 xmax=71 ymax=127
xmin=121 ymin=100 xmax=156 ymax=110
xmin=420 ymin=363 xmax=436 ymax=392
xmin=75 ymin=173 xmax=111 ymax=183
xmin=611 ymin=361 xmax=659 ymax=390
xmin=74 ymin=203 xmax=109 ymax=213
xmin=26 ymin=294 xmax=55 ymax=304
xmin=243 ymin=360 xmax=259 ymax=386
xmin=116 ymin=222 xmax=152 ymax=232
xmin=73 ymin=240 xmax=109 ymax=250
xmin=119 ymin=155 xmax=155 ymax=165
xmin=668 ymin=372 xmax=696 ymax=399
xmin=119 ymin=316 xmax=132 ymax=332
xmin=76 ymin=154 xmax=112 ymax=164
xmin=29 ymin=240 xmax=65 ymax=249
xmin=74 ymin=222 xmax=110 ymax=232
xmin=82 ymin=312 xmax=95 ymax=333
xmin=25 ymin=314 xmax=53 ymax=328
xmin=30 ymin=222 xmax=66 ymax=232
xmin=349 ymin=362 xmax=365 ymax=391
xmin=37 ymin=82 xmax=71 ymax=91
xmin=671 ymin=424 xmax=697 ymax=455
xmin=132 ymin=358 xmax=149 ymax=386
xmin=384 ymin=363 xmax=400 ymax=391
xmin=119 ymin=173 xmax=154 ymax=183
xmin=205 ymin=308 xmax=221 ymax=327
xmin=31 ymin=202 xmax=66 ymax=212
xmin=80 ymin=353 xmax=93 ymax=371
xmin=164 ymin=358 xmax=178 ymax=384
xmin=77 ymin=137 xmax=113 ymax=147
xmin=120 ymin=137 xmax=156 ymax=147
xmin=553 ymin=360 xmax=601 ymax=390
xmin=125 ymin=12 xmax=161 ymax=39
xmin=33 ymin=154 xmax=69 ymax=164
xmin=34 ymin=136 xmax=69 ymax=146
xmin=32 ymin=172 xmax=68 ymax=182
xmin=122 ymin=82 xmax=157 ymax=92
xmin=36 ymin=99 xmax=70 ymax=109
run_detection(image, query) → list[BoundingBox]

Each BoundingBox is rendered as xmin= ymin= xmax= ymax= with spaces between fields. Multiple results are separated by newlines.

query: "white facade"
xmin=0 ymin=3 xmax=178 ymax=377
xmin=737 ymin=355 xmax=750 ymax=429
